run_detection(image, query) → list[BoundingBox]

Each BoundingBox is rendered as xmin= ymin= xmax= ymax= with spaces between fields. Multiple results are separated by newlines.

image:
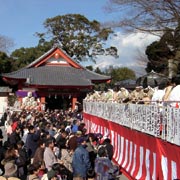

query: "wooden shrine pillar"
xmin=72 ymin=96 xmax=77 ymax=111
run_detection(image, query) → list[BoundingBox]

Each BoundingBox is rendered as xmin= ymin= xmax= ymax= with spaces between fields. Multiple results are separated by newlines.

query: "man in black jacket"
xmin=25 ymin=125 xmax=40 ymax=160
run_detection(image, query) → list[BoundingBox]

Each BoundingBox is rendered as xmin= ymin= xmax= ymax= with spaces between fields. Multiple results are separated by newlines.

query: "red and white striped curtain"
xmin=83 ymin=113 xmax=180 ymax=180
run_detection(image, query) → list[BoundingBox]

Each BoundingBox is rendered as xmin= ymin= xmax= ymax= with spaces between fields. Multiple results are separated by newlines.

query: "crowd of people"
xmin=0 ymin=107 xmax=120 ymax=180
xmin=2 ymin=77 xmax=180 ymax=180
xmin=84 ymin=77 xmax=180 ymax=107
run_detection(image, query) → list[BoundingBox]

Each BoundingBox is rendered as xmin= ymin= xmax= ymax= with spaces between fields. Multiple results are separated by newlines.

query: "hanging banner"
xmin=83 ymin=101 xmax=180 ymax=146
xmin=83 ymin=113 xmax=180 ymax=180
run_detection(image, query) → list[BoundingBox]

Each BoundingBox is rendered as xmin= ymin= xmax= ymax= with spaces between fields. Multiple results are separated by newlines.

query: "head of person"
xmin=103 ymin=138 xmax=111 ymax=144
xmin=3 ymin=147 xmax=16 ymax=161
xmin=76 ymin=130 xmax=82 ymax=137
xmin=61 ymin=131 xmax=68 ymax=139
xmin=77 ymin=136 xmax=87 ymax=146
xmin=17 ymin=140 xmax=24 ymax=149
xmin=28 ymin=163 xmax=41 ymax=175
xmin=87 ymin=133 xmax=96 ymax=142
xmin=135 ymin=86 xmax=142 ymax=92
xmin=15 ymin=126 xmax=21 ymax=134
xmin=97 ymin=146 xmax=108 ymax=157
xmin=38 ymin=139 xmax=45 ymax=149
xmin=45 ymin=139 xmax=55 ymax=149
xmin=4 ymin=162 xmax=18 ymax=177
xmin=28 ymin=125 xmax=35 ymax=133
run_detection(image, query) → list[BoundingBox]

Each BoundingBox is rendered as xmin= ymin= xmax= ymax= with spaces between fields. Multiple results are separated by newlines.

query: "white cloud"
xmin=92 ymin=32 xmax=159 ymax=76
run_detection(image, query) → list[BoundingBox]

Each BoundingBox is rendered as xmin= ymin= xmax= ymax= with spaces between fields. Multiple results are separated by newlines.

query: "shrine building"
xmin=2 ymin=46 xmax=111 ymax=110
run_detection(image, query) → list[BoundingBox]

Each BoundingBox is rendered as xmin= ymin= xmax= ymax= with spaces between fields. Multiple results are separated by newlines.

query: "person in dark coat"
xmin=72 ymin=136 xmax=91 ymax=179
xmin=8 ymin=127 xmax=21 ymax=147
xmin=25 ymin=125 xmax=40 ymax=159
xmin=101 ymin=138 xmax=114 ymax=161
xmin=0 ymin=128 xmax=3 ymax=147
xmin=16 ymin=140 xmax=29 ymax=179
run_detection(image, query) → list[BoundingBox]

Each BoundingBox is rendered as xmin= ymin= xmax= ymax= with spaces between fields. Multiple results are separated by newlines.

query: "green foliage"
xmin=145 ymin=24 xmax=180 ymax=75
xmin=37 ymin=14 xmax=118 ymax=63
xmin=109 ymin=67 xmax=136 ymax=82
xmin=145 ymin=41 xmax=170 ymax=74
xmin=95 ymin=66 xmax=136 ymax=90
xmin=0 ymin=51 xmax=12 ymax=73
xmin=86 ymin=65 xmax=93 ymax=71
xmin=10 ymin=42 xmax=53 ymax=71
xmin=94 ymin=67 xmax=103 ymax=74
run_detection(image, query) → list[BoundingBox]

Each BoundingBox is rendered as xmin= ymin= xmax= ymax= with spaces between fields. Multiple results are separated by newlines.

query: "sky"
xmin=0 ymin=0 xmax=158 ymax=76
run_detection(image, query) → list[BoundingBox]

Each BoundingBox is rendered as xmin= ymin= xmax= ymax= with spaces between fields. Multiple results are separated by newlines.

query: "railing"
xmin=83 ymin=101 xmax=180 ymax=146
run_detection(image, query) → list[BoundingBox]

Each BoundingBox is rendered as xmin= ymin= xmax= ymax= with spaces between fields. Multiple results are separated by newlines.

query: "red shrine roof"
xmin=2 ymin=46 xmax=111 ymax=88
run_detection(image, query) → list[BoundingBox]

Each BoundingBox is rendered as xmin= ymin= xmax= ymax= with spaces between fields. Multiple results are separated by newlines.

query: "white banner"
xmin=83 ymin=101 xmax=180 ymax=146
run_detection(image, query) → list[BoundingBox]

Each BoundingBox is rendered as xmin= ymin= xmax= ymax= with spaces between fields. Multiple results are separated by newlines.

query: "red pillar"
xmin=72 ymin=97 xmax=77 ymax=111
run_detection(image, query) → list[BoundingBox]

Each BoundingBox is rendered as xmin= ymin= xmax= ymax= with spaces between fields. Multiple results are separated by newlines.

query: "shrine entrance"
xmin=45 ymin=95 xmax=72 ymax=110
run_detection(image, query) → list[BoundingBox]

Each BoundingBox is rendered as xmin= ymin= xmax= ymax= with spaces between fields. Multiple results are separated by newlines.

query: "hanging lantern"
xmin=54 ymin=53 xmax=59 ymax=59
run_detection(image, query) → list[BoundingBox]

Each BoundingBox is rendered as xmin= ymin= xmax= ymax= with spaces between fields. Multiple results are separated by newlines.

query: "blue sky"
xmin=0 ymin=0 xmax=158 ymax=76
xmin=0 ymin=0 xmax=116 ymax=49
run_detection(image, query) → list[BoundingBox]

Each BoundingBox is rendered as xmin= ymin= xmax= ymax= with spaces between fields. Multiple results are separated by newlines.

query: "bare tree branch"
xmin=105 ymin=0 xmax=180 ymax=35
xmin=0 ymin=35 xmax=14 ymax=53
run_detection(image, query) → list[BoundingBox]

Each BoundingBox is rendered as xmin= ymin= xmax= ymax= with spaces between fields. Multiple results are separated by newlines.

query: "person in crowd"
xmin=43 ymin=139 xmax=58 ymax=171
xmin=41 ymin=162 xmax=73 ymax=180
xmin=25 ymin=125 xmax=40 ymax=160
xmin=33 ymin=139 xmax=45 ymax=164
xmin=46 ymin=123 xmax=56 ymax=137
xmin=130 ymin=86 xmax=144 ymax=103
xmin=71 ymin=119 xmax=80 ymax=133
xmin=1 ymin=146 xmax=25 ymax=179
xmin=117 ymin=87 xmax=130 ymax=103
xmin=56 ymin=130 xmax=68 ymax=150
xmin=166 ymin=77 xmax=180 ymax=107
xmin=57 ymin=129 xmax=73 ymax=172
xmin=0 ymin=128 xmax=3 ymax=147
xmin=27 ymin=163 xmax=41 ymax=180
xmin=151 ymin=85 xmax=166 ymax=106
xmin=8 ymin=126 xmax=21 ymax=147
xmin=162 ymin=79 xmax=176 ymax=102
xmin=78 ymin=123 xmax=86 ymax=132
xmin=72 ymin=136 xmax=91 ymax=180
xmin=94 ymin=146 xmax=119 ymax=180
xmin=101 ymin=138 xmax=114 ymax=161
xmin=67 ymin=131 xmax=82 ymax=153
xmin=64 ymin=120 xmax=72 ymax=134
xmin=105 ymin=89 xmax=114 ymax=102
xmin=0 ymin=162 xmax=20 ymax=180
xmin=86 ymin=133 xmax=97 ymax=179
xmin=0 ymin=140 xmax=6 ymax=175
xmin=16 ymin=140 xmax=29 ymax=179
xmin=21 ymin=124 xmax=29 ymax=143
xmin=1 ymin=147 xmax=18 ymax=167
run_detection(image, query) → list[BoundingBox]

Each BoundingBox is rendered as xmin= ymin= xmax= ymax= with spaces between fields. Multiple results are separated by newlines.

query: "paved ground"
xmin=120 ymin=174 xmax=129 ymax=180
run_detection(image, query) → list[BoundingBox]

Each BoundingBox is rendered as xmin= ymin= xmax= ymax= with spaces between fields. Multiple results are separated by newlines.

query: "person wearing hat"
xmin=0 ymin=162 xmax=20 ymax=180
xmin=72 ymin=136 xmax=91 ymax=180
